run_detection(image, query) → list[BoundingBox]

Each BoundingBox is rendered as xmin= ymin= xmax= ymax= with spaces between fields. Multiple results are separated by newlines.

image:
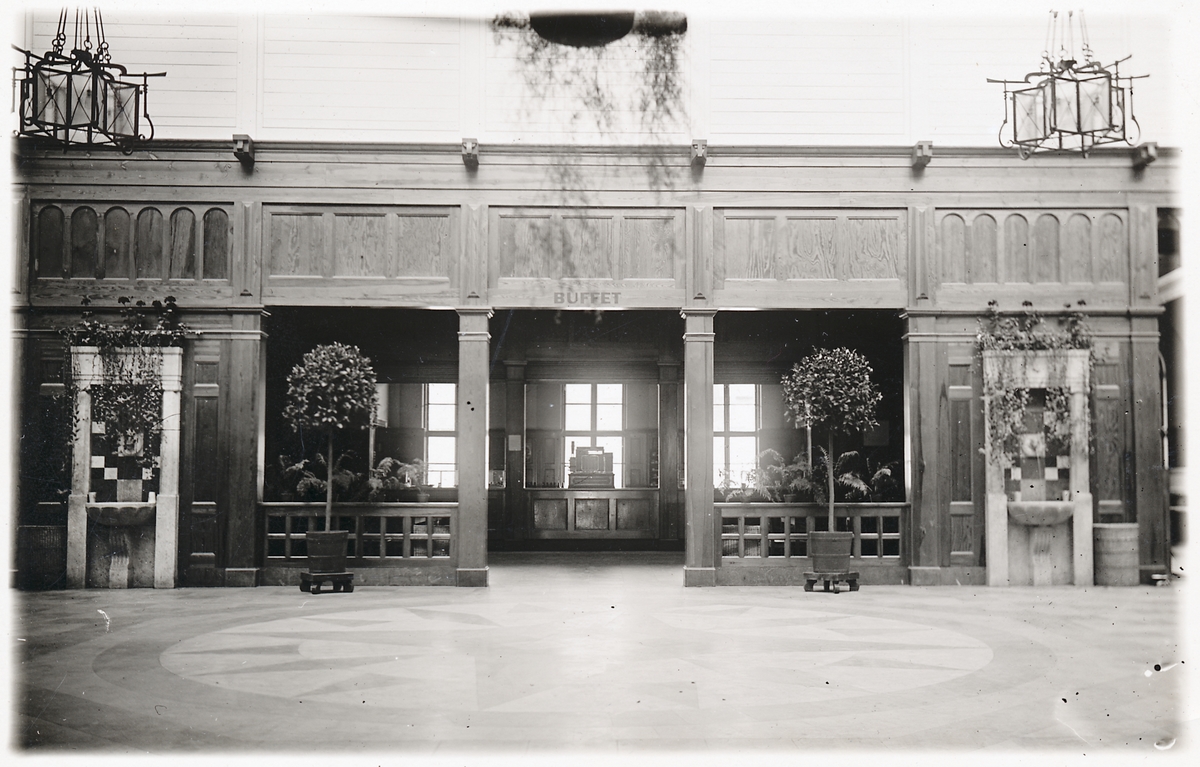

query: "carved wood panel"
xmin=31 ymin=201 xmax=233 ymax=288
xmin=396 ymin=214 xmax=452 ymax=278
xmin=617 ymin=499 xmax=653 ymax=530
xmin=949 ymin=514 xmax=974 ymax=558
xmin=489 ymin=208 xmax=684 ymax=306
xmin=941 ymin=214 xmax=966 ymax=283
xmin=333 ymin=213 xmax=388 ymax=277
xmin=1033 ymin=215 xmax=1060 ymax=283
xmin=946 ymin=356 xmax=980 ymax=566
xmin=936 ymin=209 xmax=1127 ymax=288
xmin=263 ymin=206 xmax=458 ymax=300
xmin=269 ymin=213 xmax=327 ymax=277
xmin=846 ymin=216 xmax=903 ymax=279
xmin=562 ymin=214 xmax=613 ymax=279
xmin=1096 ymin=213 xmax=1125 ymax=283
xmin=104 ymin=208 xmax=131 ymax=279
xmin=784 ymin=217 xmax=838 ymax=279
xmin=1092 ymin=363 xmax=1132 ymax=523
xmin=533 ymin=499 xmax=568 ymax=530
xmin=723 ymin=216 xmax=777 ymax=280
xmin=970 ymin=215 xmax=997 ymax=283
xmin=1004 ymin=214 xmax=1030 ymax=283
xmin=1062 ymin=214 xmax=1093 ymax=283
xmin=715 ymin=209 xmax=906 ymax=285
xmin=621 ymin=216 xmax=678 ymax=279
xmin=574 ymin=499 xmax=610 ymax=530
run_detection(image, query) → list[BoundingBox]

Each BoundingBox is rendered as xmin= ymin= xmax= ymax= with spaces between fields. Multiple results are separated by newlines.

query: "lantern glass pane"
xmin=69 ymin=72 xmax=94 ymax=129
xmin=1078 ymin=76 xmax=1111 ymax=134
xmin=34 ymin=70 xmax=69 ymax=127
xmin=1014 ymin=87 xmax=1045 ymax=143
xmin=103 ymin=79 xmax=139 ymax=139
xmin=1051 ymin=76 xmax=1078 ymax=134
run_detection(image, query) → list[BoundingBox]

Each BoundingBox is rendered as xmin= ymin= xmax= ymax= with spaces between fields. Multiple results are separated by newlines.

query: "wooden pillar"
xmin=682 ymin=310 xmax=716 ymax=586
xmin=658 ymin=362 xmax=682 ymax=540
xmin=905 ymin=313 xmax=945 ymax=585
xmin=1132 ymin=316 xmax=1169 ymax=581
xmin=457 ymin=309 xmax=492 ymax=586
xmin=504 ymin=360 xmax=527 ymax=540
xmin=1129 ymin=203 xmax=1169 ymax=583
xmin=222 ymin=313 xmax=266 ymax=587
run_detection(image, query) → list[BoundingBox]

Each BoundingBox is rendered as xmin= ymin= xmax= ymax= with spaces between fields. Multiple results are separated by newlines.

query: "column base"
xmin=224 ymin=568 xmax=260 ymax=587
xmin=457 ymin=567 xmax=489 ymax=587
xmin=683 ymin=566 xmax=717 ymax=587
xmin=908 ymin=566 xmax=987 ymax=586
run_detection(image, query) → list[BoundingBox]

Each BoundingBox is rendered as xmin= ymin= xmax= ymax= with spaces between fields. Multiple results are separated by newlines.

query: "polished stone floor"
xmin=10 ymin=552 xmax=1189 ymax=761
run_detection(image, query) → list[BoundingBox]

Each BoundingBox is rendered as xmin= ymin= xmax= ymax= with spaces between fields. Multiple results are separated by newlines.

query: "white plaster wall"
xmin=10 ymin=3 xmax=1182 ymax=148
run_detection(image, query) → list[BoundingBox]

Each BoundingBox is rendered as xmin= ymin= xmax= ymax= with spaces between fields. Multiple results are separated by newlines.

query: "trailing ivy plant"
xmin=782 ymin=347 xmax=882 ymax=529
xmin=58 ymin=296 xmax=189 ymax=472
xmin=490 ymin=11 xmax=688 ymax=197
xmin=976 ymin=300 xmax=1092 ymax=465
xmin=283 ymin=343 xmax=377 ymax=530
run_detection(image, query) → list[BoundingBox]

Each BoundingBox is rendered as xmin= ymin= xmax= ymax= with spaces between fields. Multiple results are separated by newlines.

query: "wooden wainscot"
xmin=715 ymin=502 xmax=909 ymax=586
xmin=260 ymin=502 xmax=461 ymax=586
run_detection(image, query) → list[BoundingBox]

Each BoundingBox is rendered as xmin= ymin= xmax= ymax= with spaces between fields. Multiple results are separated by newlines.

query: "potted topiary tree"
xmin=782 ymin=347 xmax=882 ymax=581
xmin=283 ymin=343 xmax=377 ymax=593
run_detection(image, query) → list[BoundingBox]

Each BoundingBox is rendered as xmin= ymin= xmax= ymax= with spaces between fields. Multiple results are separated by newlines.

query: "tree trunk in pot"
xmin=827 ymin=433 xmax=836 ymax=530
xmin=325 ymin=430 xmax=334 ymax=531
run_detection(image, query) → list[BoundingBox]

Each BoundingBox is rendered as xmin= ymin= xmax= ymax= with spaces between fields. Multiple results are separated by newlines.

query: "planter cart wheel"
xmin=300 ymin=571 xmax=354 ymax=594
xmin=803 ymin=571 xmax=860 ymax=593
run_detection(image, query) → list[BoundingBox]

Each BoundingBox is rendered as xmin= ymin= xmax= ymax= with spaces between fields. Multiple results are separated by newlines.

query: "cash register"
xmin=568 ymin=445 xmax=614 ymax=488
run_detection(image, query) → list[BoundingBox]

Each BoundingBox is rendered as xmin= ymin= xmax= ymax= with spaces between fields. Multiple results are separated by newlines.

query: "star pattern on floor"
xmin=160 ymin=601 xmax=992 ymax=713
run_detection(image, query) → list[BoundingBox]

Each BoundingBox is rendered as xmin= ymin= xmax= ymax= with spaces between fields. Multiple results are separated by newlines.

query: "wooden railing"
xmin=717 ymin=503 xmax=907 ymax=564
xmin=262 ymin=503 xmax=458 ymax=566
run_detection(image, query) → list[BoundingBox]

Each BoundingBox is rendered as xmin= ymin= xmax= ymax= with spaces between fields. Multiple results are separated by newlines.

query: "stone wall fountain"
xmin=984 ymin=349 xmax=1093 ymax=586
xmin=66 ymin=347 xmax=183 ymax=588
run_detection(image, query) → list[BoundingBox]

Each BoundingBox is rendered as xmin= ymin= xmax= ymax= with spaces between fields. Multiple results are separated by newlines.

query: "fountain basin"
xmin=86 ymin=503 xmax=156 ymax=528
xmin=1008 ymin=501 xmax=1073 ymax=527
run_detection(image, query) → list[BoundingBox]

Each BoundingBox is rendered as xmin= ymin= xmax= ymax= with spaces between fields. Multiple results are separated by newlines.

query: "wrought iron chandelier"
xmin=13 ymin=8 xmax=165 ymax=152
xmin=988 ymin=10 xmax=1146 ymax=158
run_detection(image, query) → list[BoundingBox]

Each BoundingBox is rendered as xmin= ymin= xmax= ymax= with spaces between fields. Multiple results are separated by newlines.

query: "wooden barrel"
xmin=1093 ymin=523 xmax=1140 ymax=586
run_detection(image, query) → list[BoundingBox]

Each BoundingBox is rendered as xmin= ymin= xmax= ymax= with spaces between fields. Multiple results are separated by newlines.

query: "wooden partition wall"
xmin=12 ymin=141 xmax=1173 ymax=586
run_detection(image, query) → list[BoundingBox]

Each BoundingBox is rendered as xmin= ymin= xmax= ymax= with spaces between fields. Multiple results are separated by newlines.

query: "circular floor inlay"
xmin=161 ymin=598 xmax=992 ymax=713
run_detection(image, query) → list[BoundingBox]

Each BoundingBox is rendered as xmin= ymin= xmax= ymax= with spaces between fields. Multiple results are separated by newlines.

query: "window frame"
xmin=714 ymin=383 xmax=759 ymax=489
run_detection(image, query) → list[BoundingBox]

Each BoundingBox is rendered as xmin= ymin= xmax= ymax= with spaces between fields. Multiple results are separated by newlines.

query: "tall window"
xmin=714 ymin=384 xmax=758 ymax=487
xmin=564 ymin=383 xmax=625 ymax=488
xmin=425 ymin=383 xmax=456 ymax=487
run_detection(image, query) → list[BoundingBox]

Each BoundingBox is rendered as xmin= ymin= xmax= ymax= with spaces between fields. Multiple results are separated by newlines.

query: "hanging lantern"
xmin=988 ymin=10 xmax=1146 ymax=158
xmin=14 ymin=8 xmax=165 ymax=153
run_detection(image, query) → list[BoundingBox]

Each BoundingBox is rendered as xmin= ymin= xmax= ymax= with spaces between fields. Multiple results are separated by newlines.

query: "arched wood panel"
xmin=28 ymin=201 xmax=236 ymax=304
xmin=136 ymin=208 xmax=165 ymax=280
xmin=1003 ymin=214 xmax=1030 ymax=283
xmin=70 ymin=207 xmax=98 ymax=279
xmin=36 ymin=206 xmax=65 ymax=279
xmin=1032 ymin=214 xmax=1060 ymax=283
xmin=939 ymin=214 xmax=966 ymax=283
xmin=103 ymin=208 xmax=131 ymax=280
xmin=169 ymin=208 xmax=197 ymax=279
xmin=202 ymin=208 xmax=230 ymax=280
xmin=1063 ymin=213 xmax=1093 ymax=283
xmin=968 ymin=214 xmax=997 ymax=284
